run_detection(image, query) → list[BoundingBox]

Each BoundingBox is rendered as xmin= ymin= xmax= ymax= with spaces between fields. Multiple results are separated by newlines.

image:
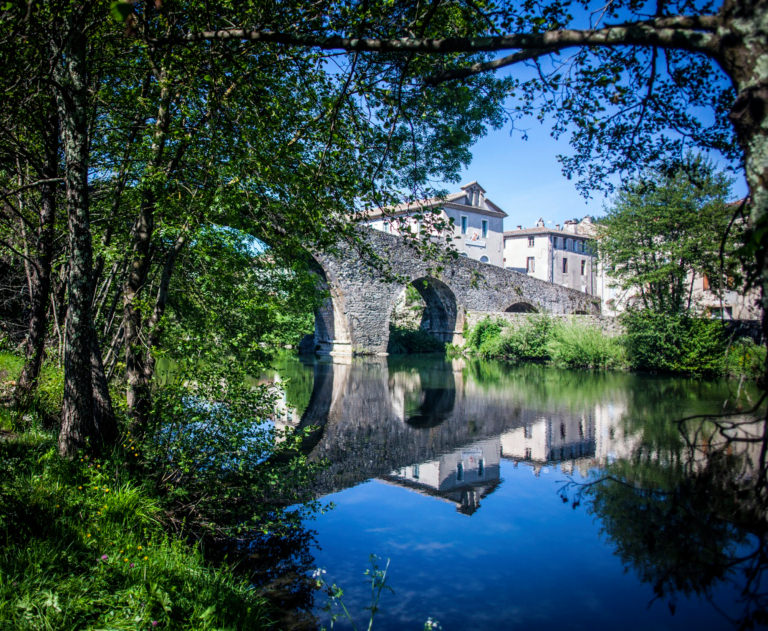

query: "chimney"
xmin=516 ymin=225 xmax=522 ymax=230
xmin=555 ymin=223 xmax=560 ymax=230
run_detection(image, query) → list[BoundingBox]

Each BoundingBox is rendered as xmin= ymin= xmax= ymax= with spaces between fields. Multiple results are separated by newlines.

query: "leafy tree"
xmin=5 ymin=0 xmax=768 ymax=455
xmin=170 ymin=0 xmax=768 ymax=358
xmin=1 ymin=1 xmax=510 ymax=453
xmin=598 ymin=158 xmax=737 ymax=314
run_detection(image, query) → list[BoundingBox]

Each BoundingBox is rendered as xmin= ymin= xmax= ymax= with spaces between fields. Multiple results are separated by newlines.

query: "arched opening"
xmin=505 ymin=302 xmax=537 ymax=313
xmin=387 ymin=277 xmax=458 ymax=353
xmin=388 ymin=359 xmax=457 ymax=427
xmin=299 ymin=261 xmax=351 ymax=356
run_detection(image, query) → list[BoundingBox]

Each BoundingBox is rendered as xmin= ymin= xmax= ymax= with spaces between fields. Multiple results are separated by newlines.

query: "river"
xmin=269 ymin=353 xmax=766 ymax=630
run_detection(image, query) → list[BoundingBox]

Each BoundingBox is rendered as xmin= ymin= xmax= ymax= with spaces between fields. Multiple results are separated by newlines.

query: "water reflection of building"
xmin=499 ymin=402 xmax=635 ymax=476
xmin=270 ymin=355 xmax=762 ymax=511
xmin=383 ymin=438 xmax=501 ymax=515
xmin=270 ymin=374 xmax=303 ymax=435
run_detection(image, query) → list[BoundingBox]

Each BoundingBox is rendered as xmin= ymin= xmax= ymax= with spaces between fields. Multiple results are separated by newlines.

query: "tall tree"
xmin=598 ymin=158 xmax=738 ymax=314
xmin=2 ymin=0 xmax=510 ymax=450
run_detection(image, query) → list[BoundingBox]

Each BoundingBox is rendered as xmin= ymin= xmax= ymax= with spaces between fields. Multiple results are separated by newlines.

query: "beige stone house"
xmin=502 ymin=217 xmax=598 ymax=295
xmin=362 ymin=181 xmax=507 ymax=267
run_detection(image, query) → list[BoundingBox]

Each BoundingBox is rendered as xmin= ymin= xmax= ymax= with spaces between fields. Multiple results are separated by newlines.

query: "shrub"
xmin=466 ymin=317 xmax=505 ymax=351
xmin=468 ymin=315 xmax=552 ymax=361
xmin=622 ymin=311 xmax=727 ymax=376
xmin=547 ymin=322 xmax=626 ymax=369
xmin=724 ymin=337 xmax=766 ymax=379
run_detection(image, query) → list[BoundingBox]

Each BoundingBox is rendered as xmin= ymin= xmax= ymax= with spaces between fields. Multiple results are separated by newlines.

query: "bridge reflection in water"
xmin=270 ymin=354 xmax=767 ymax=630
xmin=274 ymin=355 xmax=638 ymax=513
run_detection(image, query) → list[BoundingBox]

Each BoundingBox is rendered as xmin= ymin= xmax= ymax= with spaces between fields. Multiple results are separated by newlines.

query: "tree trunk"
xmin=124 ymin=75 xmax=171 ymax=432
xmin=143 ymin=229 xmax=188 ymax=393
xmin=56 ymin=11 xmax=99 ymax=456
xmin=90 ymin=324 xmax=118 ymax=447
xmin=718 ymin=0 xmax=768 ymax=384
xmin=14 ymin=100 xmax=59 ymax=405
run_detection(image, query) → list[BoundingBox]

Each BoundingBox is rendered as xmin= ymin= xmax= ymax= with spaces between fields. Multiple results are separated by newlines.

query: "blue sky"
xmin=449 ymin=119 xmax=749 ymax=232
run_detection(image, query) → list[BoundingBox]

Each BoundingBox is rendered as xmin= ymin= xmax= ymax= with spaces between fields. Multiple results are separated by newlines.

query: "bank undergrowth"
xmin=464 ymin=314 xmax=765 ymax=378
xmin=0 ymin=352 xmax=319 ymax=630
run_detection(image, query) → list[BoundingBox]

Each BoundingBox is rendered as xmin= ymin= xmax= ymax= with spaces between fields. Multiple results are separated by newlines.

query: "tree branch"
xmin=154 ymin=15 xmax=720 ymax=61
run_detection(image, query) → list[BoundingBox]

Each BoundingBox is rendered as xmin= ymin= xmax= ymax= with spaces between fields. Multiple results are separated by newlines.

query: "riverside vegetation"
xmin=462 ymin=313 xmax=765 ymax=379
xmin=0 ymin=351 xmax=323 ymax=629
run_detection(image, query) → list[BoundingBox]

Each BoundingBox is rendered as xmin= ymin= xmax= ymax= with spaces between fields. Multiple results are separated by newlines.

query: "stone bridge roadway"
xmin=309 ymin=228 xmax=600 ymax=355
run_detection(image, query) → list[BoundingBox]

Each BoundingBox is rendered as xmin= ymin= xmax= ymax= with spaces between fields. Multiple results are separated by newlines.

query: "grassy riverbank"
xmin=0 ymin=352 xmax=304 ymax=630
xmin=463 ymin=314 xmax=765 ymax=378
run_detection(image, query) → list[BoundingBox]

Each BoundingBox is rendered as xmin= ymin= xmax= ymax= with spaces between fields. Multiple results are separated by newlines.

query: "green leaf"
xmin=110 ymin=1 xmax=132 ymax=23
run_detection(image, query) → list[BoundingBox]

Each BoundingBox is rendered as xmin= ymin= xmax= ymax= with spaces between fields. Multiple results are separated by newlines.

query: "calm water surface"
xmin=270 ymin=354 xmax=766 ymax=630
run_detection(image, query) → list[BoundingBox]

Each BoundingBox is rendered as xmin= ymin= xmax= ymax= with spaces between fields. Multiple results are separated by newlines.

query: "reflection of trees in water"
xmin=562 ymin=408 xmax=768 ymax=629
xmin=273 ymin=354 xmax=768 ymax=626
xmin=205 ymin=521 xmax=320 ymax=630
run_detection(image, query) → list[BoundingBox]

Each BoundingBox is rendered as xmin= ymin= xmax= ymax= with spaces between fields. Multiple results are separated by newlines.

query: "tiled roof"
xmin=361 ymin=183 xmax=507 ymax=219
xmin=503 ymin=227 xmax=592 ymax=238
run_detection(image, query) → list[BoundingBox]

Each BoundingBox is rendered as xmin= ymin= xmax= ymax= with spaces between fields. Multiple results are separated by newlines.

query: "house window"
xmin=524 ymin=448 xmax=532 ymax=460
xmin=528 ymin=236 xmax=535 ymax=247
xmin=481 ymin=220 xmax=488 ymax=238
xmin=478 ymin=459 xmax=485 ymax=477
xmin=553 ymin=236 xmax=559 ymax=248
xmin=526 ymin=257 xmax=535 ymax=273
xmin=524 ymin=424 xmax=532 ymax=438
xmin=457 ymin=462 xmax=464 ymax=482
xmin=480 ymin=256 xmax=489 ymax=263
xmin=461 ymin=216 xmax=468 ymax=235
xmin=565 ymin=238 xmax=570 ymax=250
xmin=412 ymin=464 xmax=419 ymax=480
xmin=702 ymin=275 xmax=710 ymax=290
xmin=581 ymin=260 xmax=586 ymax=275
xmin=562 ymin=258 xmax=568 ymax=273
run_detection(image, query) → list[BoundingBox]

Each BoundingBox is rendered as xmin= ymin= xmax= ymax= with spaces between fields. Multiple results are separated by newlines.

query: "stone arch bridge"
xmin=309 ymin=229 xmax=599 ymax=355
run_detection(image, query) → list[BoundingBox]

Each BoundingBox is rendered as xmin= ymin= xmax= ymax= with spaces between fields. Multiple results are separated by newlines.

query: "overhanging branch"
xmin=152 ymin=15 xmax=720 ymax=61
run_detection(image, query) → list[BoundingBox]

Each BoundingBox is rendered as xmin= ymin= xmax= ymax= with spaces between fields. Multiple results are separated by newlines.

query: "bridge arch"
xmin=309 ymin=228 xmax=600 ymax=355
xmin=504 ymin=302 xmax=538 ymax=313
xmin=387 ymin=276 xmax=462 ymax=351
xmin=413 ymin=276 xmax=459 ymax=343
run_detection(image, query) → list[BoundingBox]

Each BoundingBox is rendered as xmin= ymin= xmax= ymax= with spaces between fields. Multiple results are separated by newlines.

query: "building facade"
xmin=502 ymin=217 xmax=598 ymax=295
xmin=363 ymin=181 xmax=507 ymax=267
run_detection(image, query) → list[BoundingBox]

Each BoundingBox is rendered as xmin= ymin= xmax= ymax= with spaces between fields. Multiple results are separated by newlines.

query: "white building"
xmin=362 ymin=181 xmax=507 ymax=267
xmin=502 ymin=217 xmax=598 ymax=295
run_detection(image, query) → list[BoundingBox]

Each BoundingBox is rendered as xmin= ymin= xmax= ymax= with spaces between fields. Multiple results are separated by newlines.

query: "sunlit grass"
xmin=0 ymin=430 xmax=273 ymax=630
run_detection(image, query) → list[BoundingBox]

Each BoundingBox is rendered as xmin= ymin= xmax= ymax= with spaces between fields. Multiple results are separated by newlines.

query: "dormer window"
xmin=461 ymin=182 xmax=486 ymax=208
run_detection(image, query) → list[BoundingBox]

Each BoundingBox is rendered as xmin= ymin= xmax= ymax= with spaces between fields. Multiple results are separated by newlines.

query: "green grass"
xmin=546 ymin=321 xmax=627 ymax=369
xmin=0 ymin=356 xmax=275 ymax=630
xmin=0 ymin=351 xmax=64 ymax=430
xmin=464 ymin=315 xmax=764 ymax=379
xmin=0 ymin=430 xmax=273 ymax=630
